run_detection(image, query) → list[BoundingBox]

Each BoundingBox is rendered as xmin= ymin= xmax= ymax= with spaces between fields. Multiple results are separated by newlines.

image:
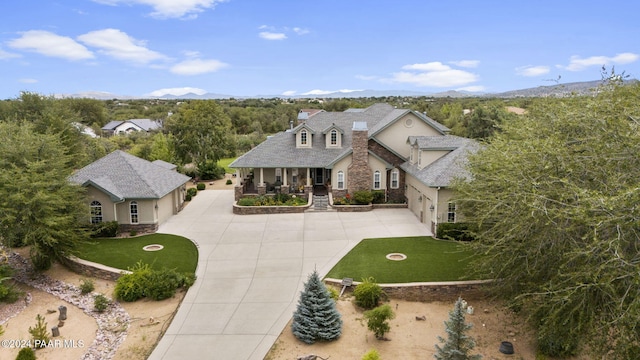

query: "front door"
xmin=314 ymin=168 xmax=324 ymax=185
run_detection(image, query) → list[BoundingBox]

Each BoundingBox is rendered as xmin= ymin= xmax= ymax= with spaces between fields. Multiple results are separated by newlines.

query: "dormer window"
xmin=330 ymin=129 xmax=337 ymax=145
xmin=301 ymin=130 xmax=308 ymax=145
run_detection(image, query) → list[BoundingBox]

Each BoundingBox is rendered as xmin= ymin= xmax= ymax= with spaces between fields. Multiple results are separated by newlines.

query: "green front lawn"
xmin=218 ymin=157 xmax=236 ymax=174
xmin=76 ymin=234 xmax=198 ymax=274
xmin=325 ymin=236 xmax=479 ymax=283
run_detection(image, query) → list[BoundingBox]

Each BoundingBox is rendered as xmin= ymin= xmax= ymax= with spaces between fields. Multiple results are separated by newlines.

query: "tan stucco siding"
xmin=330 ymin=155 xmax=352 ymax=190
xmin=368 ymin=156 xmax=387 ymax=190
xmin=419 ymin=150 xmax=449 ymax=169
xmin=157 ymin=193 xmax=174 ymax=224
xmin=375 ymin=114 xmax=443 ymax=159
xmin=85 ymin=186 xmax=117 ymax=222
xmin=116 ymin=199 xmax=156 ymax=225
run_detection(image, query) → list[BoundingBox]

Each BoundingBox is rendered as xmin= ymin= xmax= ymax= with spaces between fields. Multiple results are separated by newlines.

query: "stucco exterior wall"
xmin=418 ymin=150 xmax=449 ymax=168
xmin=85 ymin=186 xmax=116 ymax=222
xmin=375 ymin=113 xmax=443 ymax=158
xmin=115 ymin=199 xmax=155 ymax=225
xmin=368 ymin=156 xmax=387 ymax=190
xmin=331 ymin=155 xmax=351 ymax=191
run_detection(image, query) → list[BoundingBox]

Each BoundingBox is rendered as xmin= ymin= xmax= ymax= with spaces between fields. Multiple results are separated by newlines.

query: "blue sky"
xmin=1 ymin=0 xmax=639 ymax=99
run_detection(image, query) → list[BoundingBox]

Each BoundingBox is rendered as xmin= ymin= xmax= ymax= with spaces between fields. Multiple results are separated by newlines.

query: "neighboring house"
xmin=69 ymin=150 xmax=191 ymax=233
xmin=101 ymin=119 xmax=162 ymax=136
xmin=230 ymin=103 xmax=478 ymax=233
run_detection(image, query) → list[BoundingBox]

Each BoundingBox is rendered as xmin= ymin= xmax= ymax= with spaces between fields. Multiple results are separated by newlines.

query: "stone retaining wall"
xmin=325 ymin=278 xmax=491 ymax=302
xmin=372 ymin=203 xmax=408 ymax=209
xmin=63 ymin=256 xmax=131 ymax=281
xmin=233 ymin=204 xmax=311 ymax=214
xmin=332 ymin=204 xmax=373 ymax=212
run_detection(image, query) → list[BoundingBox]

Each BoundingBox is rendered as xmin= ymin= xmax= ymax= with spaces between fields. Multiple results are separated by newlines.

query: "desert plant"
xmin=327 ymin=286 xmax=339 ymax=301
xmin=79 ymin=278 xmax=95 ymax=294
xmin=362 ymin=349 xmax=381 ymax=360
xmin=90 ymin=220 xmax=119 ymax=238
xmin=196 ymin=182 xmax=205 ymax=190
xmin=28 ymin=314 xmax=49 ymax=345
xmin=114 ymin=261 xmax=152 ymax=302
xmin=363 ymin=304 xmax=395 ymax=339
xmin=15 ymin=347 xmax=36 ymax=360
xmin=187 ymin=187 xmax=197 ymax=197
xmin=291 ymin=270 xmax=342 ymax=344
xmin=94 ymin=293 xmax=109 ymax=312
xmin=353 ymin=277 xmax=383 ymax=309
xmin=226 ymin=179 xmax=232 ymax=185
xmin=434 ymin=297 xmax=481 ymax=360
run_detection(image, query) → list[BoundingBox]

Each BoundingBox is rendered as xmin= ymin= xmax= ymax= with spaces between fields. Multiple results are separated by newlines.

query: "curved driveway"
xmin=149 ymin=190 xmax=431 ymax=360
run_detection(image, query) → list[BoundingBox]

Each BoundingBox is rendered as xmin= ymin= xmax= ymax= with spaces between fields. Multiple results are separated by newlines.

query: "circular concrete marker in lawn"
xmin=386 ymin=253 xmax=407 ymax=261
xmin=143 ymin=244 xmax=164 ymax=251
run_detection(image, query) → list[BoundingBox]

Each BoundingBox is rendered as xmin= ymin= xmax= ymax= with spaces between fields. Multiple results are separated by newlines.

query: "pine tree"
xmin=434 ymin=297 xmax=481 ymax=360
xmin=291 ymin=270 xmax=342 ymax=344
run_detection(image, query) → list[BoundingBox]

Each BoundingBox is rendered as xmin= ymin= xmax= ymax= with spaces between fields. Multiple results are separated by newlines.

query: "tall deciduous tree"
xmin=165 ymin=100 xmax=233 ymax=166
xmin=291 ymin=270 xmax=342 ymax=344
xmin=434 ymin=297 xmax=481 ymax=360
xmin=0 ymin=122 xmax=88 ymax=269
xmin=454 ymin=82 xmax=640 ymax=358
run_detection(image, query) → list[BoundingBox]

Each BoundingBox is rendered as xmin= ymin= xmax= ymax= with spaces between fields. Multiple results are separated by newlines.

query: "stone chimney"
xmin=347 ymin=121 xmax=372 ymax=193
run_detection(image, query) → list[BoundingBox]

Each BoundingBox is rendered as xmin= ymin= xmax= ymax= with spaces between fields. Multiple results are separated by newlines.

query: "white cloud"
xmin=78 ymin=28 xmax=166 ymax=64
xmin=147 ymin=87 xmax=207 ymax=96
xmin=516 ymin=65 xmax=550 ymax=77
xmin=92 ymin=0 xmax=226 ymax=19
xmin=259 ymin=32 xmax=287 ymax=41
xmin=563 ymin=52 xmax=639 ymax=71
xmin=0 ymin=47 xmax=21 ymax=60
xmin=170 ymin=58 xmax=228 ymax=75
xmin=355 ymin=74 xmax=378 ymax=81
xmin=19 ymin=78 xmax=38 ymax=84
xmin=292 ymin=27 xmax=309 ymax=35
xmin=8 ymin=30 xmax=94 ymax=61
xmin=281 ymin=90 xmax=297 ymax=96
xmin=450 ymin=60 xmax=479 ymax=68
xmin=391 ymin=62 xmax=479 ymax=87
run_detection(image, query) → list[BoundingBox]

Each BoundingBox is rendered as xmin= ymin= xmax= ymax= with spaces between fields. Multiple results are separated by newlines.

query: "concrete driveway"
xmin=149 ymin=190 xmax=431 ymax=360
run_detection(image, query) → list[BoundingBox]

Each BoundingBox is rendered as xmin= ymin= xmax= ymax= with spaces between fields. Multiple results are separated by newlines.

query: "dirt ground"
xmin=265 ymin=295 xmax=539 ymax=360
xmin=0 ymin=178 xmax=550 ymax=360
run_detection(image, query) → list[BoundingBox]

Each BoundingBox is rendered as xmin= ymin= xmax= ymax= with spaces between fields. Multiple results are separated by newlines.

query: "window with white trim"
xmin=275 ymin=168 xmax=282 ymax=183
xmin=300 ymin=129 xmax=308 ymax=145
xmin=447 ymin=202 xmax=456 ymax=222
xmin=390 ymin=169 xmax=399 ymax=189
xmin=130 ymin=201 xmax=139 ymax=224
xmin=337 ymin=171 xmax=344 ymax=189
xmin=373 ymin=170 xmax=381 ymax=189
xmin=90 ymin=200 xmax=102 ymax=224
xmin=330 ymin=129 xmax=337 ymax=145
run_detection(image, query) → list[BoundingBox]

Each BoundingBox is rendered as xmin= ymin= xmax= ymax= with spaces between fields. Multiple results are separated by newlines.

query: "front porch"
xmin=232 ymin=166 xmax=330 ymax=200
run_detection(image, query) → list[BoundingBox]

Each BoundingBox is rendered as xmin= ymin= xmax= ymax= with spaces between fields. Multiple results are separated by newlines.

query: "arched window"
xmin=300 ymin=129 xmax=308 ymax=145
xmin=337 ymin=171 xmax=345 ymax=189
xmin=130 ymin=201 xmax=139 ymax=224
xmin=390 ymin=169 xmax=399 ymax=189
xmin=90 ymin=200 xmax=102 ymax=224
xmin=373 ymin=170 xmax=381 ymax=189
xmin=330 ymin=129 xmax=337 ymax=145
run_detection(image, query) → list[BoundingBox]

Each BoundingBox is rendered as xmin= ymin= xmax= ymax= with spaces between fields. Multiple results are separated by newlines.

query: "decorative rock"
xmin=59 ymin=305 xmax=67 ymax=320
xmin=52 ymin=326 xmax=60 ymax=337
xmin=58 ymin=321 xmax=65 ymax=327
xmin=499 ymin=341 xmax=515 ymax=354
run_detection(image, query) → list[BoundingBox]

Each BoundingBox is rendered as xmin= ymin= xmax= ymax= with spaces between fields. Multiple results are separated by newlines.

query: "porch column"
xmin=260 ymin=168 xmax=264 ymax=185
xmin=235 ymin=169 xmax=240 ymax=185
xmin=283 ymin=168 xmax=288 ymax=186
xmin=306 ymin=168 xmax=310 ymax=186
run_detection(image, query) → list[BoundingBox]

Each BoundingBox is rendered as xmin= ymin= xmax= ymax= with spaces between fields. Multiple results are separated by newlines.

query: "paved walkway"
xmin=149 ymin=190 xmax=431 ymax=360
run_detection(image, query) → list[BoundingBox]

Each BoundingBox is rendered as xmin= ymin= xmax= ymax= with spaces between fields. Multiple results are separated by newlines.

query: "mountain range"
xmin=63 ymin=79 xmax=627 ymax=100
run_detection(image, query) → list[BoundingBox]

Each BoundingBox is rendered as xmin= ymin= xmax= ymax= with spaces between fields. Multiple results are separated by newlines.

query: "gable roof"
xmin=101 ymin=119 xmax=161 ymax=132
xmin=400 ymin=136 xmax=480 ymax=188
xmin=231 ymin=103 xmax=450 ymax=169
xmin=69 ymin=150 xmax=190 ymax=201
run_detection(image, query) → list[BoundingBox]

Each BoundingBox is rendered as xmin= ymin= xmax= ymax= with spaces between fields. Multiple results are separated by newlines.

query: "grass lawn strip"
xmin=326 ymin=236 xmax=477 ymax=283
xmin=76 ymin=233 xmax=198 ymax=274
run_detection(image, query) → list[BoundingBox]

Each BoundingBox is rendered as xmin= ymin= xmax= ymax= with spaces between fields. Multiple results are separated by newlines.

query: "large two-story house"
xmin=230 ymin=103 xmax=478 ymax=233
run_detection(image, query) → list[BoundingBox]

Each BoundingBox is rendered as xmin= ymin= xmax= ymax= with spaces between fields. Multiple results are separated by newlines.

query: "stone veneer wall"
xmin=347 ymin=128 xmax=372 ymax=194
xmin=62 ymin=257 xmax=131 ymax=281
xmin=325 ymin=278 xmax=490 ymax=302
xmin=118 ymin=223 xmax=158 ymax=234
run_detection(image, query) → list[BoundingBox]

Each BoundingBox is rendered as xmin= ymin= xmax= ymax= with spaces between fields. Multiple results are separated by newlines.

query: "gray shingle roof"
xmin=400 ymin=136 xmax=480 ymax=188
xmin=230 ymin=103 xmax=450 ymax=169
xmin=69 ymin=150 xmax=190 ymax=200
